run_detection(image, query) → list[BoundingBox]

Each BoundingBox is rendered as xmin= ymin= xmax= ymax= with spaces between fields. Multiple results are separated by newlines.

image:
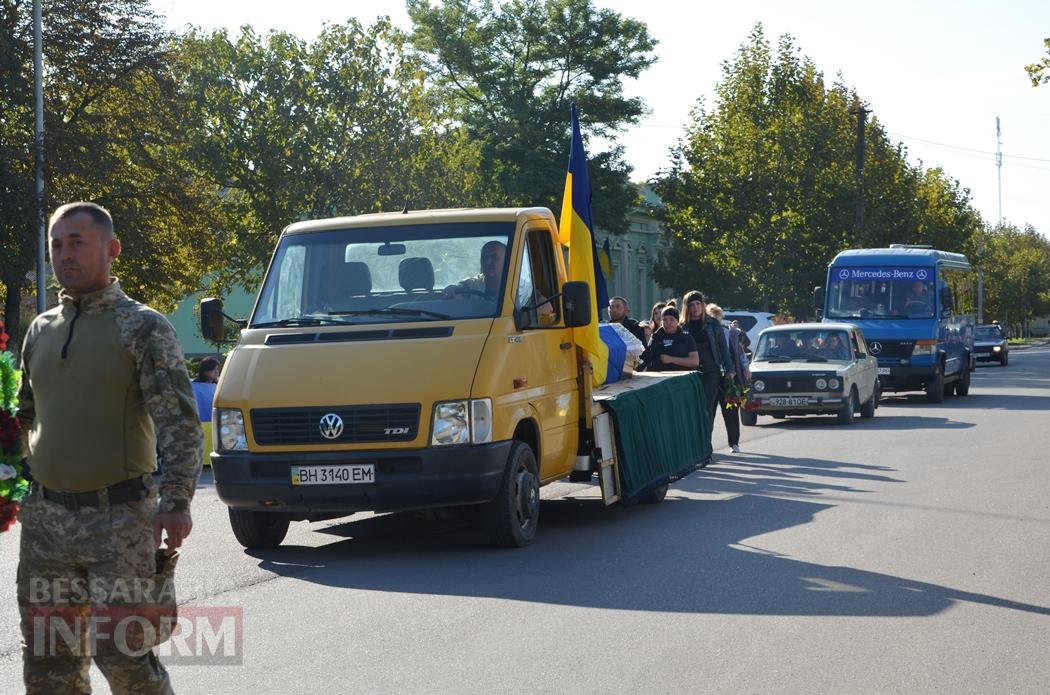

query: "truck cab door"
xmin=510 ymin=223 xmax=578 ymax=480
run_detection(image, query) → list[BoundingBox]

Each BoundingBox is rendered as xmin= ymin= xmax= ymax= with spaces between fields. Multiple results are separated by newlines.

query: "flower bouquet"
xmin=0 ymin=321 xmax=29 ymax=533
xmin=722 ymin=377 xmax=751 ymax=410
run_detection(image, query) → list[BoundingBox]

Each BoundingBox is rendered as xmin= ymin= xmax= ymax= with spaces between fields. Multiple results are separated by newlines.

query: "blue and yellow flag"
xmin=599 ymin=238 xmax=613 ymax=285
xmin=559 ymin=104 xmax=610 ymax=385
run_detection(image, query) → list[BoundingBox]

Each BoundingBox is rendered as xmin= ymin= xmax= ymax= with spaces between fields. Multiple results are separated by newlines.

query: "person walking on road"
xmin=682 ymin=291 xmax=736 ymax=464
xmin=708 ymin=303 xmax=750 ymax=454
xmin=17 ymin=202 xmax=203 ymax=695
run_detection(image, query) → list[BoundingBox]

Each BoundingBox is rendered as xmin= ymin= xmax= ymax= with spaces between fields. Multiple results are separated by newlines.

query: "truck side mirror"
xmin=939 ymin=286 xmax=953 ymax=313
xmin=562 ymin=281 xmax=591 ymax=328
xmin=200 ymin=297 xmax=225 ymax=343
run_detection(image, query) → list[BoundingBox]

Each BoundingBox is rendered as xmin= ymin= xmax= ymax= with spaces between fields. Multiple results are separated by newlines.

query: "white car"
xmin=742 ymin=322 xmax=880 ymax=426
xmin=722 ymin=310 xmax=775 ymax=348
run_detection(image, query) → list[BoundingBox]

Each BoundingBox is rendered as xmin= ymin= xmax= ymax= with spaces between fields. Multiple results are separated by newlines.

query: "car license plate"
xmin=767 ymin=397 xmax=809 ymax=406
xmin=877 ymin=367 xmax=891 ymax=375
xmin=291 ymin=464 xmax=375 ymax=485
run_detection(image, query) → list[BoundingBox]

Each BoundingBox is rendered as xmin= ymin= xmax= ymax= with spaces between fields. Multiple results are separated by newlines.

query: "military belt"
xmin=40 ymin=477 xmax=147 ymax=511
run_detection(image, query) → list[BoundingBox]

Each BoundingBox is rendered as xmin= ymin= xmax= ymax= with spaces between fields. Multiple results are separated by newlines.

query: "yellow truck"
xmin=201 ymin=207 xmax=711 ymax=549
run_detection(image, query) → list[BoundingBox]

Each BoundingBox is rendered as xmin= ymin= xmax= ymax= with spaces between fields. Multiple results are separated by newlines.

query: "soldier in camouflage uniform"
xmin=17 ymin=202 xmax=202 ymax=694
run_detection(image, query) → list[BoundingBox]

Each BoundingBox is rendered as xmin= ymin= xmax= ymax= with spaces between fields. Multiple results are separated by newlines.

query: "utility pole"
xmin=850 ymin=104 xmax=870 ymax=247
xmin=996 ymin=116 xmax=1003 ymax=225
xmin=34 ymin=0 xmax=46 ymax=314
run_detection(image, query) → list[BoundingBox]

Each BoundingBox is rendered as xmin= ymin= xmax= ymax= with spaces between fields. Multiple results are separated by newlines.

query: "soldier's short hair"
xmin=49 ymin=201 xmax=115 ymax=240
xmin=609 ymin=296 xmax=629 ymax=308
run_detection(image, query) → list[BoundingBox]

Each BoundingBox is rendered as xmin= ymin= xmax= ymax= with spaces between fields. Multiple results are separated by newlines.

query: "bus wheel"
xmin=228 ymin=509 xmax=290 ymax=549
xmin=484 ymin=442 xmax=540 ymax=548
xmin=925 ymin=367 xmax=945 ymax=403
xmin=954 ymin=364 xmax=971 ymax=396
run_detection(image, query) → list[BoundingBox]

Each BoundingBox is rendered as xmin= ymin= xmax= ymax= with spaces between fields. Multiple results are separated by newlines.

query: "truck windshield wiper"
xmin=251 ymin=317 xmax=354 ymax=328
xmin=805 ymin=357 xmax=830 ymax=362
xmin=327 ymin=308 xmax=452 ymax=321
xmin=757 ymin=353 xmax=795 ymax=362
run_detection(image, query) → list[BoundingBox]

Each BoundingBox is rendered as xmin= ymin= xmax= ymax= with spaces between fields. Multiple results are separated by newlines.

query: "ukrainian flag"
xmin=559 ymin=104 xmax=610 ymax=386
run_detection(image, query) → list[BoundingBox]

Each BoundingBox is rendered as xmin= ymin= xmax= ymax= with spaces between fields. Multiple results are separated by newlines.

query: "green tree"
xmin=0 ymin=0 xmax=225 ymax=345
xmin=1025 ymin=38 xmax=1050 ymax=86
xmin=407 ymin=0 xmax=657 ymax=233
xmin=654 ymin=26 xmax=982 ymax=316
xmin=174 ymin=19 xmax=485 ymax=288
xmin=981 ymin=224 xmax=1050 ymax=331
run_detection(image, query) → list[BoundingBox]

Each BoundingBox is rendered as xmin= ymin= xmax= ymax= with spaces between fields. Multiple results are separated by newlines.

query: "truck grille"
xmin=250 ymin=404 xmax=421 ymax=445
xmin=868 ymin=340 xmax=915 ymax=359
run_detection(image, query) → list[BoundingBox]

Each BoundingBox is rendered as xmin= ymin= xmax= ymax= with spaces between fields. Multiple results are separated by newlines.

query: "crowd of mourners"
xmin=606 ymin=294 xmax=751 ymax=461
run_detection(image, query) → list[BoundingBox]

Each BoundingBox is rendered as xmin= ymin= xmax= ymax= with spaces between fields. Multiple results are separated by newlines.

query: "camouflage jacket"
xmin=18 ymin=279 xmax=202 ymax=513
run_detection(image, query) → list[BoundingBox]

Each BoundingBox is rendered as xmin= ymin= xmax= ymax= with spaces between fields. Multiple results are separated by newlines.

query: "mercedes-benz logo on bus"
xmin=319 ymin=413 xmax=344 ymax=440
xmin=916 ymin=269 xmax=928 ymax=280
xmin=869 ymin=341 xmax=883 ymax=355
xmin=838 ymin=269 xmax=850 ymax=280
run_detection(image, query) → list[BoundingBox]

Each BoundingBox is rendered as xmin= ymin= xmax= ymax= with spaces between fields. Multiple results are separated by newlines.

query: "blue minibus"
xmin=817 ymin=245 xmax=974 ymax=403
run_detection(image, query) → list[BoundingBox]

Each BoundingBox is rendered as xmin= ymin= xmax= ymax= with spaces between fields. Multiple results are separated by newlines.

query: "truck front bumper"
xmin=877 ymin=362 xmax=938 ymax=391
xmin=211 ymin=441 xmax=512 ymax=514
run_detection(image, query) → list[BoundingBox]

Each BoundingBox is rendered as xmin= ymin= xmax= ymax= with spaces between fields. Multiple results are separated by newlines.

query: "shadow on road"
xmin=245 ymin=486 xmax=1048 ymax=619
xmin=750 ymin=413 xmax=976 ymax=430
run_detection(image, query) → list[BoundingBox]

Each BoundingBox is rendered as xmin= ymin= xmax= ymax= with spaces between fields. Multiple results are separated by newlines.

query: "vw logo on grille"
xmin=869 ymin=341 xmax=883 ymax=355
xmin=319 ymin=413 xmax=344 ymax=440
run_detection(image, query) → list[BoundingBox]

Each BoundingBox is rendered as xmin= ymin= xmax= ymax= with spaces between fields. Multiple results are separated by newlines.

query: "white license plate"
xmin=767 ymin=397 xmax=809 ymax=406
xmin=877 ymin=367 xmax=891 ymax=375
xmin=291 ymin=464 xmax=375 ymax=485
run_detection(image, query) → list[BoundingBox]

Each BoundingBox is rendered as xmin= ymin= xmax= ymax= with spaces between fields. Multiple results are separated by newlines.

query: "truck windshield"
xmin=754 ymin=329 xmax=852 ymax=362
xmin=826 ymin=267 xmax=936 ymax=319
xmin=252 ymin=222 xmax=514 ymax=326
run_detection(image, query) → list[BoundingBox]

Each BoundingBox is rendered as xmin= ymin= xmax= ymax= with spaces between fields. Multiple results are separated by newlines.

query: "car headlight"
xmin=752 ymin=380 xmax=765 ymax=392
xmin=828 ymin=377 xmax=841 ymax=390
xmin=992 ymin=345 xmax=1002 ymax=352
xmin=431 ymin=399 xmax=493 ymax=446
xmin=815 ymin=378 xmax=828 ymax=391
xmin=216 ymin=409 xmax=248 ymax=452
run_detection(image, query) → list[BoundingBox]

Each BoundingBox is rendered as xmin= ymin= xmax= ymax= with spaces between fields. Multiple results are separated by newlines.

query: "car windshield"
xmin=826 ymin=267 xmax=936 ymax=319
xmin=252 ymin=221 xmax=514 ymax=326
xmin=975 ymin=327 xmax=1003 ymax=340
xmin=754 ymin=329 xmax=853 ymax=362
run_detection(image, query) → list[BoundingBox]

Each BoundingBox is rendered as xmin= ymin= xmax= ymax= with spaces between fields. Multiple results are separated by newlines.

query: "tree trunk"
xmin=3 ymin=275 xmax=22 ymax=354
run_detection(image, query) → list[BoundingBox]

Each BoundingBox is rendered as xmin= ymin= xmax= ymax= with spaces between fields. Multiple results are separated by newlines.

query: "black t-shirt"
xmin=645 ymin=328 xmax=698 ymax=371
xmin=684 ymin=318 xmax=718 ymax=373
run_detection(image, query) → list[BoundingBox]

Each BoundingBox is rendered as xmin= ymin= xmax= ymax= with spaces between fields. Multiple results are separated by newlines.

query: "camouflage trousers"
xmin=17 ymin=477 xmax=174 ymax=695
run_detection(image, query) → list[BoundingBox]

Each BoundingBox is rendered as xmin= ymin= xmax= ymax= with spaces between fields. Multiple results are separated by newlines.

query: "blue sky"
xmin=155 ymin=0 xmax=1050 ymax=238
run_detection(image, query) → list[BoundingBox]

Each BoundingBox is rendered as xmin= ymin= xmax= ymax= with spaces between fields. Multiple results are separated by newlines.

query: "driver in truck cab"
xmin=443 ymin=240 xmax=506 ymax=300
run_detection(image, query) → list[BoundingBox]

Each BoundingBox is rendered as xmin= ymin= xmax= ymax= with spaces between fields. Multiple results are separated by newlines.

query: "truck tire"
xmin=229 ymin=509 xmax=290 ymax=549
xmin=837 ymin=389 xmax=857 ymax=425
xmin=925 ymin=366 xmax=945 ymax=403
xmin=1001 ymin=351 xmax=1008 ymax=367
xmin=639 ymin=482 xmax=669 ymax=505
xmin=954 ymin=363 xmax=971 ymax=396
xmin=740 ymin=409 xmax=758 ymax=427
xmin=484 ymin=442 xmax=540 ymax=548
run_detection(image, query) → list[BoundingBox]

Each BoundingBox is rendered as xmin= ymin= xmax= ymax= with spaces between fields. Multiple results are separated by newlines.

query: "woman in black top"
xmin=641 ymin=306 xmax=698 ymax=371
xmin=682 ymin=291 xmax=736 ymax=463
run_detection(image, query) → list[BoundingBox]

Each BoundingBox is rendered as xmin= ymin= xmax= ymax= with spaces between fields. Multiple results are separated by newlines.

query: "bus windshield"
xmin=252 ymin=222 xmax=514 ymax=327
xmin=826 ymin=267 xmax=936 ymax=319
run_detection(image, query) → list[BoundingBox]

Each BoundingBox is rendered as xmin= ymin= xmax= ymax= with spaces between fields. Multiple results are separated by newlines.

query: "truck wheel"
xmin=954 ymin=364 xmax=971 ymax=396
xmin=639 ymin=482 xmax=669 ymax=505
xmin=740 ymin=409 xmax=758 ymax=427
xmin=1001 ymin=352 xmax=1008 ymax=367
xmin=228 ymin=509 xmax=290 ymax=549
xmin=860 ymin=384 xmax=878 ymax=418
xmin=837 ymin=389 xmax=857 ymax=425
xmin=925 ymin=367 xmax=945 ymax=403
xmin=484 ymin=442 xmax=540 ymax=548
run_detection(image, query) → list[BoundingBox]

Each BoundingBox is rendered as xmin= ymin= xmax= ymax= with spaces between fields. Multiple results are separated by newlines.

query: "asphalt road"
xmin=1 ymin=347 xmax=1048 ymax=693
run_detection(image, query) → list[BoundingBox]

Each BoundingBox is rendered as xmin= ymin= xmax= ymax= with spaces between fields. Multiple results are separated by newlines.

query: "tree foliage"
xmin=1025 ymin=38 xmax=1050 ymax=87
xmin=980 ymin=224 xmax=1050 ymax=328
xmin=407 ymin=0 xmax=658 ymax=233
xmin=174 ymin=19 xmax=486 ymax=288
xmin=0 ymin=0 xmax=224 ymax=344
xmin=654 ymin=26 xmax=984 ymax=316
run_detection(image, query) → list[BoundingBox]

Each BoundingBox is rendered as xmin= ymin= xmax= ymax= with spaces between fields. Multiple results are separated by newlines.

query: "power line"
xmin=887 ymin=131 xmax=1050 ymax=163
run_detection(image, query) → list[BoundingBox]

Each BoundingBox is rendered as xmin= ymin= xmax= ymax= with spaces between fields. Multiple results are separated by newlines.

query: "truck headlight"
xmin=431 ymin=399 xmax=494 ymax=446
xmin=752 ymin=380 xmax=765 ymax=392
xmin=912 ymin=340 xmax=937 ymax=356
xmin=216 ymin=409 xmax=248 ymax=452
xmin=827 ymin=378 xmax=841 ymax=390
xmin=815 ymin=378 xmax=828 ymax=391
xmin=992 ymin=345 xmax=1002 ymax=352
